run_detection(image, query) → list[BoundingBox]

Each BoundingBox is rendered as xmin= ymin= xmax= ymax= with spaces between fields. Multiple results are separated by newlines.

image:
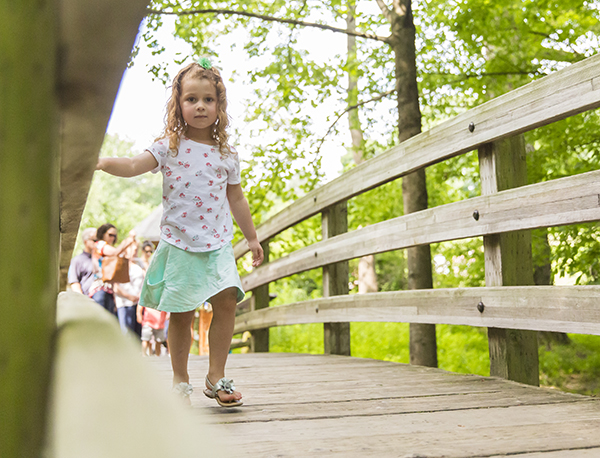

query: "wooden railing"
xmin=233 ymin=53 xmax=600 ymax=385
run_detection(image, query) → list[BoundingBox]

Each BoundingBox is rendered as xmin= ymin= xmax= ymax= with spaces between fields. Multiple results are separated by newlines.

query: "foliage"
xmin=268 ymin=272 xmax=324 ymax=354
xmin=123 ymin=1 xmax=600 ymax=394
xmin=525 ymin=110 xmax=600 ymax=284
xmin=539 ymin=334 xmax=600 ymax=395
xmin=75 ymin=135 xmax=162 ymax=254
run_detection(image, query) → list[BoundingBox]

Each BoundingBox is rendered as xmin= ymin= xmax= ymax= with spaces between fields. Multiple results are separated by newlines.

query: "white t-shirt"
xmin=115 ymin=262 xmax=145 ymax=308
xmin=147 ymin=137 xmax=241 ymax=252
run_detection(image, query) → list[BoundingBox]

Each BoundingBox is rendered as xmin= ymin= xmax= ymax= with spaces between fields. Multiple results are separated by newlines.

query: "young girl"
xmin=97 ymin=60 xmax=264 ymax=407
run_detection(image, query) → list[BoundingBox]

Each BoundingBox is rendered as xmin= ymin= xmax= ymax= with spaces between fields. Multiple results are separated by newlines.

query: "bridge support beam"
xmin=0 ymin=1 xmax=60 ymax=456
xmin=322 ymin=201 xmax=350 ymax=355
xmin=479 ymin=136 xmax=539 ymax=386
xmin=251 ymin=240 xmax=270 ymax=352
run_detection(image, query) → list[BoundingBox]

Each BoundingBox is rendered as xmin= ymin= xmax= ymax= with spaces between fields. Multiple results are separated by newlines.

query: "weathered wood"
xmin=479 ymin=137 xmax=539 ymax=386
xmin=322 ymin=202 xmax=350 ymax=356
xmin=57 ymin=0 xmax=149 ymax=289
xmin=208 ymin=386 xmax=580 ymax=423
xmin=47 ymin=292 xmax=224 ymax=457
xmin=241 ymin=169 xmax=600 ymax=291
xmin=234 ymin=286 xmax=600 ymax=335
xmin=250 ymin=240 xmax=270 ymax=352
xmin=148 ymin=353 xmax=600 ymax=457
xmin=488 ymin=450 xmax=600 ymax=458
xmin=234 ymin=53 xmax=600 ymax=260
xmin=0 ymin=2 xmax=59 ymax=457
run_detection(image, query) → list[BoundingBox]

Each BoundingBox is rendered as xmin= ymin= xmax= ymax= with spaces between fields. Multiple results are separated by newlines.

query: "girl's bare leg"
xmin=207 ymin=287 xmax=242 ymax=402
xmin=142 ymin=340 xmax=150 ymax=356
xmin=168 ymin=310 xmax=195 ymax=385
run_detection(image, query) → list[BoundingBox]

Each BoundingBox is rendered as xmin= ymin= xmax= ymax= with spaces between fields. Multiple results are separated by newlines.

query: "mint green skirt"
xmin=139 ymin=241 xmax=245 ymax=313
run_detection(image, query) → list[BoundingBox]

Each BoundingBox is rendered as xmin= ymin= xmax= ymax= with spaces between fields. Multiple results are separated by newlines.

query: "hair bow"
xmin=198 ymin=57 xmax=212 ymax=69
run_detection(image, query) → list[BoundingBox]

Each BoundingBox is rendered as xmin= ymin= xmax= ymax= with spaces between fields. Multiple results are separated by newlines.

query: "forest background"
xmin=80 ymin=0 xmax=600 ymax=395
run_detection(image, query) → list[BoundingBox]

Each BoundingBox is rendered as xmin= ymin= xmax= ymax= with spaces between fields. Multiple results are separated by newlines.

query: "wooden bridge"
xmin=4 ymin=1 xmax=600 ymax=457
xmin=149 ymin=353 xmax=600 ymax=457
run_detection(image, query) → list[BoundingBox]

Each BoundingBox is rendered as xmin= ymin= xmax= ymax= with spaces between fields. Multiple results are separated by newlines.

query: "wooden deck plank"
xmin=488 ymin=450 xmax=600 ymax=458
xmin=146 ymin=353 xmax=600 ymax=457
xmin=220 ymin=421 xmax=600 ymax=458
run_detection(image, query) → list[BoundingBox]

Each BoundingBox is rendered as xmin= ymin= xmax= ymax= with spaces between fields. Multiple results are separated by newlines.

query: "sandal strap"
xmin=172 ymin=382 xmax=194 ymax=397
xmin=206 ymin=376 xmax=236 ymax=395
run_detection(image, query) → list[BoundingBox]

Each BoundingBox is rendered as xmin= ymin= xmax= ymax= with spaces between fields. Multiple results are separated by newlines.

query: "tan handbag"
xmin=101 ymin=255 xmax=130 ymax=283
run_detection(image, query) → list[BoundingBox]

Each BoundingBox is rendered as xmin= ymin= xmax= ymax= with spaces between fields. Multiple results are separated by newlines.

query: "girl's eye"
xmin=205 ymin=97 xmax=214 ymax=103
xmin=187 ymin=97 xmax=197 ymax=102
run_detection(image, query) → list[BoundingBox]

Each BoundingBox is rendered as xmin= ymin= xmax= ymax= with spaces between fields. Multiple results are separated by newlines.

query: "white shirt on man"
xmin=115 ymin=262 xmax=145 ymax=308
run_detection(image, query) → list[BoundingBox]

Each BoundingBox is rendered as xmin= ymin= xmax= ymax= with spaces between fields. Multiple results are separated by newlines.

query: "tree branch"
xmin=433 ymin=70 xmax=546 ymax=82
xmin=374 ymin=0 xmax=392 ymax=22
xmin=147 ymin=8 xmax=391 ymax=43
xmin=312 ymin=88 xmax=396 ymax=161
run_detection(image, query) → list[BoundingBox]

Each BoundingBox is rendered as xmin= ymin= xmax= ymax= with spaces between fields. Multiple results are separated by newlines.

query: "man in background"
xmin=68 ymin=228 xmax=96 ymax=295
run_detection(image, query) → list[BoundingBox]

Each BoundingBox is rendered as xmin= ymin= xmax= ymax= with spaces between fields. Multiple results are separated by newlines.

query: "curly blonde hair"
xmin=156 ymin=62 xmax=231 ymax=156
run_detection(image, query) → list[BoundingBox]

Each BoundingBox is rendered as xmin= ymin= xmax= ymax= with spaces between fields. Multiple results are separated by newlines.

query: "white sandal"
xmin=203 ymin=376 xmax=243 ymax=408
xmin=172 ymin=382 xmax=193 ymax=404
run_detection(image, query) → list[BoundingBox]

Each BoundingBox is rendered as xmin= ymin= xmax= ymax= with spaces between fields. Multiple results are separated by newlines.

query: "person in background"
xmin=68 ymin=228 xmax=97 ymax=296
xmin=89 ymin=223 xmax=135 ymax=316
xmin=140 ymin=241 xmax=155 ymax=270
xmin=114 ymin=241 xmax=145 ymax=337
xmin=137 ymin=305 xmax=168 ymax=356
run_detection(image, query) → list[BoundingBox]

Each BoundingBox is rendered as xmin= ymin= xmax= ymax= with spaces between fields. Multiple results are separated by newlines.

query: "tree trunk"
xmin=347 ymin=1 xmax=378 ymax=294
xmin=389 ymin=0 xmax=437 ymax=367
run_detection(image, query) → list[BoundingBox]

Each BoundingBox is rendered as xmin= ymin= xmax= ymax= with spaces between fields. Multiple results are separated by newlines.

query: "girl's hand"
xmin=96 ymin=158 xmax=105 ymax=171
xmin=248 ymin=239 xmax=264 ymax=267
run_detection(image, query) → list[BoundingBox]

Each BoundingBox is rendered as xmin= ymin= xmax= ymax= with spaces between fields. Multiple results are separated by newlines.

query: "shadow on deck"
xmin=148 ymin=353 xmax=600 ymax=457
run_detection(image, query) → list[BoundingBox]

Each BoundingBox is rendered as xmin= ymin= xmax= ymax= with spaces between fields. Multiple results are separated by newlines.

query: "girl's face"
xmin=179 ymin=76 xmax=218 ymax=142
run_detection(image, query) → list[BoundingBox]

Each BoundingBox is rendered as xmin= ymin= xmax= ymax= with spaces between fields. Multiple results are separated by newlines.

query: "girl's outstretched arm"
xmin=96 ymin=151 xmax=158 ymax=177
xmin=227 ymin=184 xmax=264 ymax=267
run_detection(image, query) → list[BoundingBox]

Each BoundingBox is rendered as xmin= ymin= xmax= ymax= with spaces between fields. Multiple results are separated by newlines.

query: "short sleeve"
xmin=95 ymin=240 xmax=109 ymax=257
xmin=227 ymin=150 xmax=241 ymax=185
xmin=67 ymin=261 xmax=78 ymax=284
xmin=146 ymin=139 xmax=170 ymax=174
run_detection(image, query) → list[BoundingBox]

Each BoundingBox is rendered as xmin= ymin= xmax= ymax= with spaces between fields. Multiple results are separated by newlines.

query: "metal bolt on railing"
xmin=473 ymin=210 xmax=480 ymax=221
xmin=477 ymin=302 xmax=485 ymax=313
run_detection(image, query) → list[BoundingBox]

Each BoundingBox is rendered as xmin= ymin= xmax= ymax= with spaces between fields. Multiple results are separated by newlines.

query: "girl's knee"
xmin=211 ymin=288 xmax=238 ymax=312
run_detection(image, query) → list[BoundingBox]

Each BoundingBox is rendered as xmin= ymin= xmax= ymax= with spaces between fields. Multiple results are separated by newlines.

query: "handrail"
xmin=49 ymin=292 xmax=224 ymax=456
xmin=234 ymin=53 xmax=600 ymax=259
xmin=234 ymin=286 xmax=600 ymax=336
xmin=235 ymin=54 xmax=600 ymax=385
xmin=241 ymin=169 xmax=600 ymax=291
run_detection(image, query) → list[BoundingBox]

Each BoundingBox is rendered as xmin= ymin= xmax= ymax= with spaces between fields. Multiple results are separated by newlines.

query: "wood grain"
xmin=147 ymin=353 xmax=600 ymax=458
xmin=234 ymin=54 xmax=600 ymax=259
xmin=234 ymin=286 xmax=600 ymax=336
xmin=241 ymin=169 xmax=600 ymax=291
xmin=479 ymin=137 xmax=539 ymax=385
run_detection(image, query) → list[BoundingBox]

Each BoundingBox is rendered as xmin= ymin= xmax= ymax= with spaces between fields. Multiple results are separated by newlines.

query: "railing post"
xmin=322 ymin=200 xmax=350 ymax=355
xmin=478 ymin=136 xmax=539 ymax=386
xmin=250 ymin=239 xmax=270 ymax=352
xmin=0 ymin=2 xmax=59 ymax=456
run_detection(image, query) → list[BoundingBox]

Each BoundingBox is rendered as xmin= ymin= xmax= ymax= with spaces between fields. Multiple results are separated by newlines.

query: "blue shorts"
xmin=139 ymin=240 xmax=245 ymax=313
